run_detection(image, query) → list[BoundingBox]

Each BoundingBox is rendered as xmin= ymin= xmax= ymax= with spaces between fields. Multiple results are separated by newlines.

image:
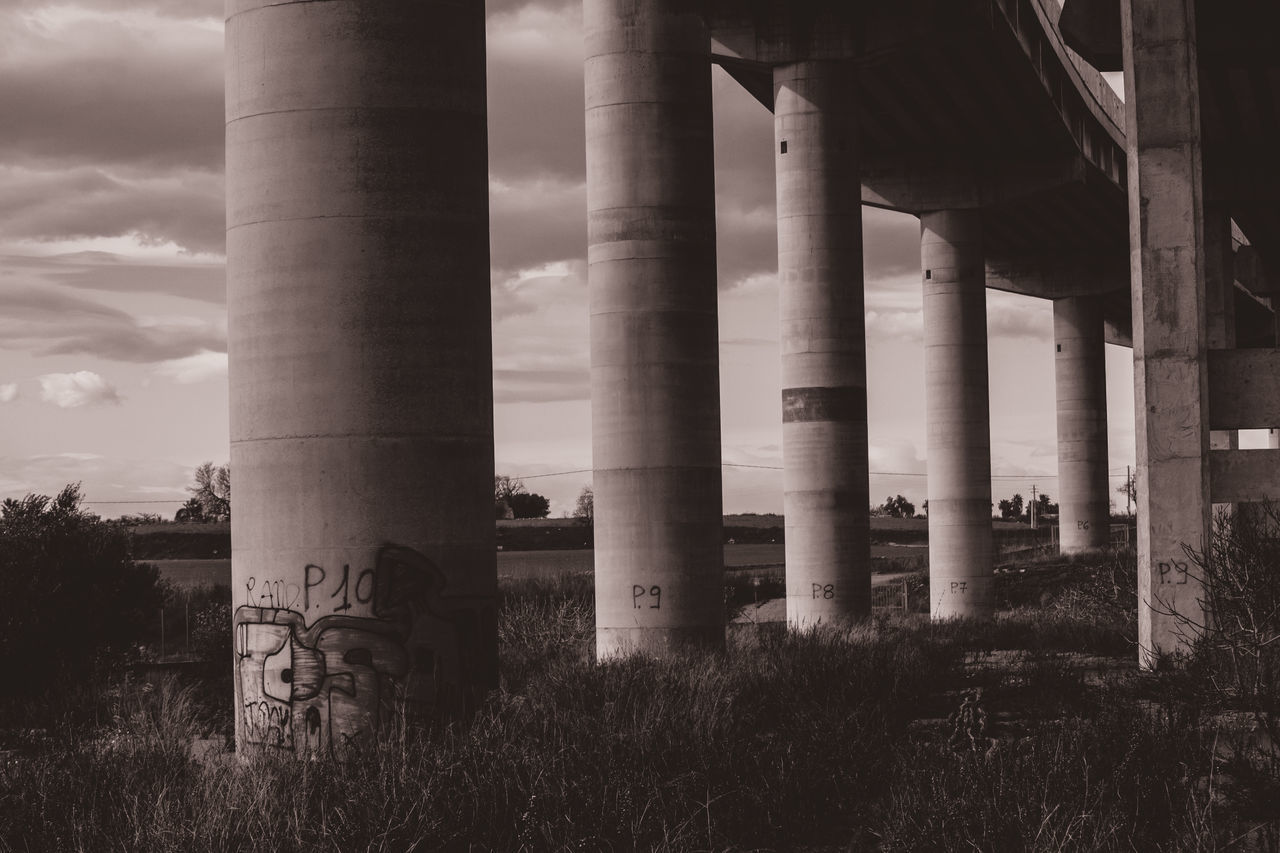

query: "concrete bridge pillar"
xmin=773 ymin=60 xmax=869 ymax=627
xmin=921 ymin=210 xmax=993 ymax=619
xmin=1205 ymin=205 xmax=1239 ymax=468
xmin=585 ymin=0 xmax=724 ymax=658
xmin=225 ymin=0 xmax=496 ymax=753
xmin=1122 ymin=0 xmax=1211 ymax=664
xmin=1053 ymin=295 xmax=1111 ymax=552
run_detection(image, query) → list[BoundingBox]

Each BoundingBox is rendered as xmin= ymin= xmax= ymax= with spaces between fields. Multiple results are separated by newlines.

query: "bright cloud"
xmin=0 ymin=383 xmax=16 ymax=403
xmin=153 ymin=349 xmax=227 ymax=384
xmin=38 ymin=370 xmax=121 ymax=407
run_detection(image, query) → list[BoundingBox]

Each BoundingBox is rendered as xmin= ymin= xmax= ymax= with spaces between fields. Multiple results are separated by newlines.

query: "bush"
xmin=882 ymin=700 xmax=1219 ymax=851
xmin=1183 ymin=503 xmax=1280 ymax=773
xmin=0 ymin=484 xmax=165 ymax=702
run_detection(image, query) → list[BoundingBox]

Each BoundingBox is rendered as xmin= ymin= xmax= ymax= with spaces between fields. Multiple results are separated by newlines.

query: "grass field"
xmin=13 ymin=550 xmax=1280 ymax=851
xmin=151 ymin=542 xmax=931 ymax=589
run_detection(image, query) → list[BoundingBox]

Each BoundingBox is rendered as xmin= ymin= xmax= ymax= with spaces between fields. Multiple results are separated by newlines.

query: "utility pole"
xmin=1126 ymin=465 xmax=1132 ymax=516
xmin=1030 ymin=484 xmax=1038 ymax=529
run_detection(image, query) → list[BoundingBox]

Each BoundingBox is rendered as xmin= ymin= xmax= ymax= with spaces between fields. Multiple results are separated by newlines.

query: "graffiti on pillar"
xmin=234 ymin=544 xmax=496 ymax=754
xmin=1157 ymin=559 xmax=1190 ymax=584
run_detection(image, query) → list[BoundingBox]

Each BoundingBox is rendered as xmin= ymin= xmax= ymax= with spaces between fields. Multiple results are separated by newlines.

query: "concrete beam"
xmin=1204 ymin=152 xmax=1280 ymax=206
xmin=775 ymin=60 xmax=869 ymax=627
xmin=585 ymin=0 xmax=725 ymax=659
xmin=861 ymin=153 xmax=1090 ymax=214
xmin=1122 ymin=0 xmax=1211 ymax=665
xmin=707 ymin=0 xmax=959 ymax=67
xmin=1236 ymin=244 xmax=1273 ymax=298
xmin=1207 ymin=349 xmax=1280 ymax=430
xmin=226 ymin=0 xmax=496 ymax=753
xmin=922 ymin=209 xmax=993 ymax=620
xmin=1210 ymin=450 xmax=1280 ymax=504
xmin=985 ymin=251 xmax=1129 ymax=299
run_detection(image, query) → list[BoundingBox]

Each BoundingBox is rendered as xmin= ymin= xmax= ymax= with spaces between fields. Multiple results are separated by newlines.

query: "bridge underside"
xmin=1061 ymin=0 xmax=1280 ymax=661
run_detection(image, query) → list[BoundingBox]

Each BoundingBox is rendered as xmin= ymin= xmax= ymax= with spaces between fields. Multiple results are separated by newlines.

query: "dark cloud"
xmin=5 ymin=251 xmax=224 ymax=303
xmin=13 ymin=0 xmax=222 ymax=18
xmin=44 ymin=323 xmax=226 ymax=362
xmin=489 ymin=178 xmax=586 ymax=275
xmin=0 ymin=286 xmax=226 ymax=362
xmin=486 ymin=4 xmax=585 ymax=183
xmin=0 ymin=11 xmax=222 ymax=171
xmin=0 ymin=167 xmax=224 ymax=254
xmin=486 ymin=0 xmax=577 ymax=16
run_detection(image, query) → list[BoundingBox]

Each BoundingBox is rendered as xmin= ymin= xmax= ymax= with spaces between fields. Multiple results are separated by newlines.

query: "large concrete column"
xmin=774 ymin=61 xmax=869 ymax=627
xmin=1054 ymin=295 xmax=1111 ymax=552
xmin=922 ymin=210 xmax=993 ymax=619
xmin=585 ymin=0 xmax=724 ymax=658
xmin=226 ymin=0 xmax=496 ymax=754
xmin=1122 ymin=0 xmax=1211 ymax=664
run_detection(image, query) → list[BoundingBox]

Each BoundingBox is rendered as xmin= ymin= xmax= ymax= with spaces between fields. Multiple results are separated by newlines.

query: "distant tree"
xmin=118 ymin=512 xmax=163 ymax=525
xmin=1034 ymin=492 xmax=1057 ymax=518
xmin=998 ymin=493 xmax=1025 ymax=521
xmin=922 ymin=500 xmax=929 ymax=517
xmin=493 ymin=474 xmax=551 ymax=518
xmin=507 ymin=492 xmax=551 ymax=519
xmin=495 ymin=475 xmax=527 ymax=503
xmin=1116 ymin=472 xmax=1136 ymax=515
xmin=574 ymin=485 xmax=594 ymax=523
xmin=188 ymin=462 xmax=230 ymax=522
xmin=495 ymin=475 xmax=527 ymax=518
xmin=880 ymin=494 xmax=915 ymax=519
xmin=175 ymin=497 xmax=205 ymax=523
xmin=0 ymin=484 xmax=164 ymax=696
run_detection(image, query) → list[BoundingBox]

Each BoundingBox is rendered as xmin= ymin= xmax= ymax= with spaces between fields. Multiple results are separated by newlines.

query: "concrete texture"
xmin=1210 ymin=450 xmax=1280 ymax=504
xmin=921 ymin=210 xmax=994 ymax=619
xmin=1208 ymin=349 xmax=1280 ymax=429
xmin=1054 ymin=296 xmax=1111 ymax=552
xmin=226 ymin=0 xmax=496 ymax=753
xmin=774 ymin=60 xmax=870 ymax=627
xmin=1205 ymin=205 xmax=1240 ymax=462
xmin=585 ymin=0 xmax=725 ymax=658
xmin=1122 ymin=0 xmax=1211 ymax=665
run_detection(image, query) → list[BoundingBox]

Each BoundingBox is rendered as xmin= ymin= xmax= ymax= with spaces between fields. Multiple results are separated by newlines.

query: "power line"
xmin=520 ymin=468 xmax=592 ymax=479
xmin=80 ymin=461 xmax=1141 ymax=502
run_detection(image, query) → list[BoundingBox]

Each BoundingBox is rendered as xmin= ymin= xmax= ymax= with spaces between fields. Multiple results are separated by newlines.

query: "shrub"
xmin=1183 ymin=503 xmax=1280 ymax=773
xmin=0 ymin=484 xmax=165 ymax=703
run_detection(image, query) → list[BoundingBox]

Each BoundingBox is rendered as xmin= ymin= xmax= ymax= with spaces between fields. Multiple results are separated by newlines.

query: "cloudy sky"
xmin=0 ymin=0 xmax=1158 ymax=518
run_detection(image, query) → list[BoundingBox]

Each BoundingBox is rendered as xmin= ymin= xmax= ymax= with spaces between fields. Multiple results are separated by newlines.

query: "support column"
xmin=1122 ymin=0 xmax=1211 ymax=665
xmin=1054 ymin=295 xmax=1111 ymax=552
xmin=1205 ymin=205 xmax=1239 ymax=465
xmin=226 ymin=0 xmax=496 ymax=753
xmin=922 ymin=210 xmax=993 ymax=619
xmin=774 ymin=61 xmax=869 ymax=627
xmin=585 ymin=0 xmax=724 ymax=658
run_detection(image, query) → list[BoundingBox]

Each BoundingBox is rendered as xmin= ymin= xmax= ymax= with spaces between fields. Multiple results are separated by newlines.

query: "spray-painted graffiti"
xmin=234 ymin=545 xmax=496 ymax=754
